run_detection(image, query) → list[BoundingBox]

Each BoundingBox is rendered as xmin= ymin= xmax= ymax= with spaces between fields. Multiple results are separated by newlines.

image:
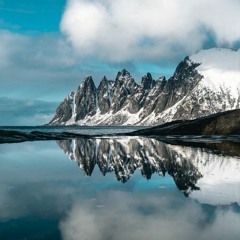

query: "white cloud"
xmin=0 ymin=30 xmax=76 ymax=69
xmin=61 ymin=0 xmax=240 ymax=63
xmin=60 ymin=191 xmax=240 ymax=240
xmin=0 ymin=30 xmax=139 ymax=103
xmin=0 ymin=30 xmax=100 ymax=101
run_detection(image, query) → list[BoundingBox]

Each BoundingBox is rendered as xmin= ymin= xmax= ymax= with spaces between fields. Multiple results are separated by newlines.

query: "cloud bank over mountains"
xmin=1 ymin=0 xmax=240 ymax=97
xmin=1 ymin=0 xmax=240 ymax=125
xmin=61 ymin=0 xmax=240 ymax=63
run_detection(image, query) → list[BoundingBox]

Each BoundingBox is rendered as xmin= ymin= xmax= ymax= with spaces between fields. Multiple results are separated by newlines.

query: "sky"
xmin=1 ymin=0 xmax=240 ymax=125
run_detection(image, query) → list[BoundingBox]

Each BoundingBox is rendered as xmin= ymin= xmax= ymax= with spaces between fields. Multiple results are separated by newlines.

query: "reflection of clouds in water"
xmin=0 ymin=140 xmax=240 ymax=239
xmin=60 ymin=191 xmax=240 ymax=240
xmin=203 ymin=210 xmax=240 ymax=240
xmin=0 ymin=183 xmax=81 ymax=220
xmin=0 ymin=141 xmax=84 ymax=220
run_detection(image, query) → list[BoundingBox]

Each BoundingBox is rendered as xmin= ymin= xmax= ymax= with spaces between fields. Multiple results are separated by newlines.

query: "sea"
xmin=0 ymin=126 xmax=240 ymax=240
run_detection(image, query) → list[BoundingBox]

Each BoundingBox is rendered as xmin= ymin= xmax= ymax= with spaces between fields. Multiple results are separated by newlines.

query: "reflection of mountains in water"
xmin=57 ymin=137 xmax=240 ymax=204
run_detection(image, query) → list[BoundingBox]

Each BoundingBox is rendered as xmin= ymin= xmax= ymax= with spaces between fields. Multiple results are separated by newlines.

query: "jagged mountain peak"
xmin=102 ymin=75 xmax=108 ymax=81
xmin=141 ymin=72 xmax=155 ymax=90
xmin=48 ymin=48 xmax=240 ymax=126
xmin=115 ymin=69 xmax=132 ymax=81
xmin=141 ymin=72 xmax=152 ymax=82
xmin=120 ymin=68 xmax=130 ymax=76
xmin=98 ymin=76 xmax=109 ymax=88
xmin=82 ymin=76 xmax=95 ymax=86
xmin=78 ymin=76 xmax=94 ymax=91
xmin=158 ymin=76 xmax=166 ymax=81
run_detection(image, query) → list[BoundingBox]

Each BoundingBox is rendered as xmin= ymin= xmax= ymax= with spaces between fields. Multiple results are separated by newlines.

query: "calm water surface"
xmin=0 ymin=127 xmax=240 ymax=240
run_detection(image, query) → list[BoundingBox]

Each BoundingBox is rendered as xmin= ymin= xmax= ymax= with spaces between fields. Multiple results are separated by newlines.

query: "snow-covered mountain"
xmin=48 ymin=48 xmax=240 ymax=126
xmin=57 ymin=137 xmax=240 ymax=205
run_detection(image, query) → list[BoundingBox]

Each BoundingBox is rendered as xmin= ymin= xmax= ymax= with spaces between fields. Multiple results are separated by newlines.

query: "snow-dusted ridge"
xmin=48 ymin=48 xmax=240 ymax=126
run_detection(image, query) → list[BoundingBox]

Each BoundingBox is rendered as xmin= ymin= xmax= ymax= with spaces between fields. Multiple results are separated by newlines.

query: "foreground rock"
xmin=131 ymin=109 xmax=240 ymax=136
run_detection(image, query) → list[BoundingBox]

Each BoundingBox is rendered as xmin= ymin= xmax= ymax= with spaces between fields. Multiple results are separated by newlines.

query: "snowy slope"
xmin=190 ymin=48 xmax=240 ymax=98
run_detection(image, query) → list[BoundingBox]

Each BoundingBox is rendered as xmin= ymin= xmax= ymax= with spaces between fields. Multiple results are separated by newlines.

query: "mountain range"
xmin=48 ymin=48 xmax=240 ymax=126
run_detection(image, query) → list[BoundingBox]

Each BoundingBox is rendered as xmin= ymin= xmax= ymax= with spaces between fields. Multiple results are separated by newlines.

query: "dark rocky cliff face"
xmin=97 ymin=77 xmax=112 ymax=114
xmin=74 ymin=76 xmax=97 ymax=121
xmin=48 ymin=92 xmax=74 ymax=125
xmin=154 ymin=57 xmax=202 ymax=114
xmin=111 ymin=69 xmax=138 ymax=114
xmin=48 ymin=55 xmax=239 ymax=126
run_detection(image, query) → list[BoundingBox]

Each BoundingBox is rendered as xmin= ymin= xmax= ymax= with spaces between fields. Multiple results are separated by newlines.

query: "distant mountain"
xmin=48 ymin=48 xmax=240 ymax=126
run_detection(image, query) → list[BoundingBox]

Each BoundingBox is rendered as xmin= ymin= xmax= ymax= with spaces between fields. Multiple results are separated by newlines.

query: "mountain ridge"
xmin=48 ymin=48 xmax=240 ymax=126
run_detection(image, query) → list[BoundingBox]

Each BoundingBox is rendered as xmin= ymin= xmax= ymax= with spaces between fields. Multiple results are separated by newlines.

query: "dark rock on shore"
xmin=0 ymin=129 xmax=89 ymax=144
xmin=131 ymin=109 xmax=240 ymax=136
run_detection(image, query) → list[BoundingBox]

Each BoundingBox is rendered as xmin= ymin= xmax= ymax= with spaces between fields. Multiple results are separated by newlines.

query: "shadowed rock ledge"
xmin=131 ymin=109 xmax=240 ymax=136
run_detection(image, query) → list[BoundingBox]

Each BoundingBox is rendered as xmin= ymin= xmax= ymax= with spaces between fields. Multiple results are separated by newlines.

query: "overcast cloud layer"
xmin=61 ymin=0 xmax=240 ymax=63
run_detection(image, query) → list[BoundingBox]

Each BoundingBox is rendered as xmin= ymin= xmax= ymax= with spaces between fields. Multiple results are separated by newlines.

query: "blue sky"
xmin=0 ymin=0 xmax=64 ymax=33
xmin=0 ymin=0 xmax=240 ymax=125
